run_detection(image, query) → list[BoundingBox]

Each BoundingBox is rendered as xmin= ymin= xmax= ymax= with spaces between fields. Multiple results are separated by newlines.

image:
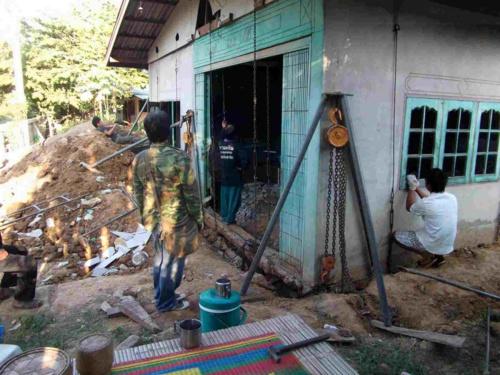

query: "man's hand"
xmin=0 ymin=249 xmax=8 ymax=261
xmin=406 ymin=174 xmax=419 ymax=191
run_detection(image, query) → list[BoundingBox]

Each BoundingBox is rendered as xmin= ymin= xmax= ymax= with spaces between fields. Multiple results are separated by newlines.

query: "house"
xmin=106 ymin=0 xmax=500 ymax=291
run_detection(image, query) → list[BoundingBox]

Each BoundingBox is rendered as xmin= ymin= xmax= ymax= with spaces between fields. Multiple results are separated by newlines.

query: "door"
xmin=280 ymin=48 xmax=310 ymax=269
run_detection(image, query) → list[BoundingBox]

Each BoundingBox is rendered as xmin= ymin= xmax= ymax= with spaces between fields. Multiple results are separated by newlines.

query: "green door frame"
xmin=193 ymin=0 xmax=324 ymax=286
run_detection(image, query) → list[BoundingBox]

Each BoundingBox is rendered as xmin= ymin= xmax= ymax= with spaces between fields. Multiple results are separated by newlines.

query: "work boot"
xmin=12 ymin=299 xmax=42 ymax=310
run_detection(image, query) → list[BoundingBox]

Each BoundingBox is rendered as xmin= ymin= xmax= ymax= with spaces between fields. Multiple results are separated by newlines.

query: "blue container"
xmin=0 ymin=324 xmax=4 ymax=344
xmin=199 ymin=289 xmax=247 ymax=332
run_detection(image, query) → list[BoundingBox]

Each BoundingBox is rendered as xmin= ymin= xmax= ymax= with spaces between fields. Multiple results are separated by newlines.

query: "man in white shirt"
xmin=394 ymin=168 xmax=458 ymax=268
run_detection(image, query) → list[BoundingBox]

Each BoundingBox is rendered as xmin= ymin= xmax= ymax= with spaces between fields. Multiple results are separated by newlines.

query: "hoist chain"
xmin=336 ymin=147 xmax=354 ymax=292
xmin=323 ymin=148 xmax=334 ymax=256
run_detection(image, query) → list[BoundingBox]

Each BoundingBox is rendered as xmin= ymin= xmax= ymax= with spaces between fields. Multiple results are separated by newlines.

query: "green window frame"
xmin=401 ymin=97 xmax=500 ymax=188
xmin=472 ymin=102 xmax=500 ymax=182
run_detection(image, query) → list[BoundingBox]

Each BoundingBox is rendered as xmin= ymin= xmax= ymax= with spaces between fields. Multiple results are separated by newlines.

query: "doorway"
xmin=208 ymin=55 xmax=283 ymax=249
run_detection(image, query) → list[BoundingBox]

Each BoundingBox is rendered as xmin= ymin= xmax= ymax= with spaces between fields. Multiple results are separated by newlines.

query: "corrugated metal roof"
xmin=106 ymin=0 xmax=178 ymax=69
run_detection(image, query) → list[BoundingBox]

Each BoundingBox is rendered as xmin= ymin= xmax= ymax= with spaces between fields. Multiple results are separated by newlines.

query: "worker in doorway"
xmin=132 ymin=111 xmax=202 ymax=312
xmin=394 ymin=168 xmax=458 ymax=268
xmin=0 ymin=233 xmax=41 ymax=309
xmin=92 ymin=116 xmax=143 ymax=145
xmin=218 ymin=119 xmax=248 ymax=224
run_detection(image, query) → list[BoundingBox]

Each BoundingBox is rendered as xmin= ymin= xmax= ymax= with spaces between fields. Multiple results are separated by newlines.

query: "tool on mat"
xmin=80 ymin=138 xmax=149 ymax=174
xmin=268 ymin=333 xmax=330 ymax=363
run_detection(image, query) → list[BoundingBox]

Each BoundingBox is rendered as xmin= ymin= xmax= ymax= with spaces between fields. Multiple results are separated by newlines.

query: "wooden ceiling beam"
xmin=118 ymin=32 xmax=156 ymax=40
xmin=113 ymin=47 xmax=149 ymax=52
xmin=124 ymin=16 xmax=166 ymax=24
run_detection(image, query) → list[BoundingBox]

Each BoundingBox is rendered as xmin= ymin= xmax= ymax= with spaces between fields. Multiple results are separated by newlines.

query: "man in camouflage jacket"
xmin=133 ymin=111 xmax=202 ymax=312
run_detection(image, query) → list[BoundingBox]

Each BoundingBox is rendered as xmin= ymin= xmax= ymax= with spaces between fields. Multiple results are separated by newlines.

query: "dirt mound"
xmin=0 ymin=122 xmax=145 ymax=283
xmin=364 ymin=244 xmax=500 ymax=333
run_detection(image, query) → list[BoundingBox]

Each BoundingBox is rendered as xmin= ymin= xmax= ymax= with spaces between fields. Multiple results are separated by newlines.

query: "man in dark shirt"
xmin=218 ymin=120 xmax=248 ymax=224
xmin=92 ymin=116 xmax=141 ymax=145
xmin=0 ymin=233 xmax=41 ymax=309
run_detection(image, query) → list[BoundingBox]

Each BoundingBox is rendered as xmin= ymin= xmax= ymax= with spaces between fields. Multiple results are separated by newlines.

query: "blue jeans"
xmin=152 ymin=231 xmax=186 ymax=312
xmin=220 ymin=185 xmax=242 ymax=224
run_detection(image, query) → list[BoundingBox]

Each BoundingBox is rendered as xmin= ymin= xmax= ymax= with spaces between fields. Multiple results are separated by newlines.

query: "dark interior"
xmin=209 ymin=55 xmax=283 ymax=185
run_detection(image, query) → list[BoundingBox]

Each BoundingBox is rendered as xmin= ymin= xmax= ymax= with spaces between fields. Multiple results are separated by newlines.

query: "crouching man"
xmin=133 ymin=111 xmax=203 ymax=312
xmin=0 ymin=233 xmax=41 ymax=309
xmin=394 ymin=168 xmax=458 ymax=268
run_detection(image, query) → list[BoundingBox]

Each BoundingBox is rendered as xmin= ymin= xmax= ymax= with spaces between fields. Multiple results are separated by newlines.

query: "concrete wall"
xmin=322 ymin=0 xmax=500 ymax=279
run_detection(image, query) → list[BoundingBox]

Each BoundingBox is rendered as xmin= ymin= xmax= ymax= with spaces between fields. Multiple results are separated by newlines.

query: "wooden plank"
xmin=371 ymin=320 xmax=466 ymax=348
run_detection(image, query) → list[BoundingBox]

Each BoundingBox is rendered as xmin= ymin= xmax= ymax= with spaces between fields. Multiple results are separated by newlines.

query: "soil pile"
xmin=236 ymin=182 xmax=280 ymax=249
xmin=0 ymin=122 xmax=146 ymax=283
xmin=364 ymin=244 xmax=500 ymax=333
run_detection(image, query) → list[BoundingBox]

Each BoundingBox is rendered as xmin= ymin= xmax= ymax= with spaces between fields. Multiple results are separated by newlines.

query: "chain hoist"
xmin=321 ymin=108 xmax=354 ymax=292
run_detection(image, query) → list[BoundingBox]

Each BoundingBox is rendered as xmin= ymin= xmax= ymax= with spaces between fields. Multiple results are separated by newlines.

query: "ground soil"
xmin=0 ymin=123 xmax=499 ymax=374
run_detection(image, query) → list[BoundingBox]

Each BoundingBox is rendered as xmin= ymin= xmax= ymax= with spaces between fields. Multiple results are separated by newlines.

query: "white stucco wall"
xmin=149 ymin=46 xmax=195 ymax=115
xmin=322 ymin=0 xmax=500 ymax=279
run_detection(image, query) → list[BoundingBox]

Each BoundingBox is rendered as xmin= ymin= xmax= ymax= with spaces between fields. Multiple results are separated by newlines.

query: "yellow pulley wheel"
xmin=326 ymin=125 xmax=349 ymax=148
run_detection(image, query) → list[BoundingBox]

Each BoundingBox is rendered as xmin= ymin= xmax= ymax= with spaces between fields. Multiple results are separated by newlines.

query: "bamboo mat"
xmin=73 ymin=314 xmax=358 ymax=375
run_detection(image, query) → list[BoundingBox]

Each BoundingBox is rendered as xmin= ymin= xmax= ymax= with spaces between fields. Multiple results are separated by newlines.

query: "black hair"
xmin=91 ymin=116 xmax=101 ymax=127
xmin=144 ymin=111 xmax=171 ymax=143
xmin=425 ymin=168 xmax=447 ymax=193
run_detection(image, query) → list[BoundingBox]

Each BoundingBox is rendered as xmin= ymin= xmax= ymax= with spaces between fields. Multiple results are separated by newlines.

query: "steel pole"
xmin=400 ymin=267 xmax=500 ymax=301
xmin=127 ymin=99 xmax=149 ymax=136
xmin=240 ymin=95 xmax=327 ymax=296
xmin=340 ymin=95 xmax=392 ymax=326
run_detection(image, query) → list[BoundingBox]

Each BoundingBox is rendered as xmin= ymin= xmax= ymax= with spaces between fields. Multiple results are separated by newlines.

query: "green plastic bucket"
xmin=199 ymin=288 xmax=247 ymax=332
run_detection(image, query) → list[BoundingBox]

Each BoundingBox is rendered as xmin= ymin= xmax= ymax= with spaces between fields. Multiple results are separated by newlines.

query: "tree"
xmin=21 ymin=0 xmax=148 ymax=125
xmin=0 ymin=42 xmax=14 ymax=104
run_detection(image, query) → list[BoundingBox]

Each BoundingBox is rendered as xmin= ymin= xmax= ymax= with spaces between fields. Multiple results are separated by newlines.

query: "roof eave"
xmin=105 ymin=0 xmax=132 ymax=67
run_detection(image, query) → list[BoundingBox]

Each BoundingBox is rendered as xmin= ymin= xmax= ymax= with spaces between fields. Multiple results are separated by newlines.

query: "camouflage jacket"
xmin=132 ymin=143 xmax=203 ymax=252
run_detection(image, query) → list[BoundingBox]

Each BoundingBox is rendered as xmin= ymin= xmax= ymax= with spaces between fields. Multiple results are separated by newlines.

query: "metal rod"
xmin=484 ymin=306 xmax=491 ymax=375
xmin=0 ymin=192 xmax=93 ymax=229
xmin=189 ymin=111 xmax=203 ymax=204
xmin=400 ymin=267 xmax=500 ymax=301
xmin=81 ymin=138 xmax=149 ymax=170
xmin=340 ymin=95 xmax=392 ymax=326
xmin=240 ymin=95 xmax=327 ymax=296
xmin=127 ymin=99 xmax=149 ymax=135
xmin=82 ymin=208 xmax=137 ymax=237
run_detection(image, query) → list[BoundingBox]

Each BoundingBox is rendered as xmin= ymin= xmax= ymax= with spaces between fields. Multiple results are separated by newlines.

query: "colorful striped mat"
xmin=112 ymin=332 xmax=310 ymax=375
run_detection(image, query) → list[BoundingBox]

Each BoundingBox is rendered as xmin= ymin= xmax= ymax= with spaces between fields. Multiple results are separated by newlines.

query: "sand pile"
xmin=0 ymin=122 xmax=147 ymax=283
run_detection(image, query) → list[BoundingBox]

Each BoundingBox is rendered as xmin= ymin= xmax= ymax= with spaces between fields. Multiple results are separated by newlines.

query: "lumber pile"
xmin=203 ymin=209 xmax=304 ymax=293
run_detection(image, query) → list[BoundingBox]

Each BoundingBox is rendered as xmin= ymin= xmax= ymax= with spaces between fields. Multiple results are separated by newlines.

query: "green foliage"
xmin=353 ymin=342 xmax=426 ymax=375
xmin=0 ymin=41 xmax=14 ymax=103
xmin=7 ymin=309 xmax=134 ymax=352
xmin=21 ymin=0 xmax=147 ymax=125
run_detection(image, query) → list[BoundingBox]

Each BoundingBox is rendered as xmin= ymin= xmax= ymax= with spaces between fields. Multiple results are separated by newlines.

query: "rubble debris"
xmin=102 ymin=247 xmax=115 ymax=259
xmin=83 ymin=210 xmax=94 ymax=221
xmin=28 ymin=214 xmax=43 ymax=228
xmin=0 ymin=122 xmax=142 ymax=283
xmin=81 ymin=197 xmax=102 ymax=208
xmin=131 ymin=250 xmax=148 ymax=266
xmin=112 ymin=224 xmax=151 ymax=249
xmin=18 ymin=229 xmax=43 ymax=238
xmin=119 ymin=295 xmax=161 ymax=332
xmin=100 ymin=301 xmax=123 ymax=318
xmin=236 ymin=182 xmax=279 ymax=249
xmin=96 ymin=176 xmax=105 ymax=183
